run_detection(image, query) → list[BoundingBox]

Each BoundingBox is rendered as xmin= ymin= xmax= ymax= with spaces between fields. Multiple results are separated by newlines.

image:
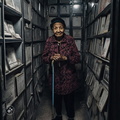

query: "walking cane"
xmin=51 ymin=60 xmax=55 ymax=120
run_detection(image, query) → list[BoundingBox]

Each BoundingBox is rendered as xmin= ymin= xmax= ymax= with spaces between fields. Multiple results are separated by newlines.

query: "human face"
xmin=52 ymin=22 xmax=65 ymax=37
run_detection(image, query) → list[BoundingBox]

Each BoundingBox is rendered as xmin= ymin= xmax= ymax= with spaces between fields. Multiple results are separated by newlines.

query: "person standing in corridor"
xmin=42 ymin=17 xmax=80 ymax=120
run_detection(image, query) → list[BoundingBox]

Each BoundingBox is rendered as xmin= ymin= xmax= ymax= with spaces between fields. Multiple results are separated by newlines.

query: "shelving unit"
xmin=0 ymin=0 xmax=47 ymax=120
xmin=31 ymin=0 xmax=47 ymax=111
xmin=2 ymin=0 xmax=25 ymax=119
xmin=83 ymin=0 xmax=111 ymax=120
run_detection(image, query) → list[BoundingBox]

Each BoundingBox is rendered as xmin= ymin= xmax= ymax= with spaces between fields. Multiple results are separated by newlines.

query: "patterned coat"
xmin=42 ymin=34 xmax=80 ymax=95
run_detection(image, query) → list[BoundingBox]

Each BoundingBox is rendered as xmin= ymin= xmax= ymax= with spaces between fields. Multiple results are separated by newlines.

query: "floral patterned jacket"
xmin=42 ymin=34 xmax=80 ymax=95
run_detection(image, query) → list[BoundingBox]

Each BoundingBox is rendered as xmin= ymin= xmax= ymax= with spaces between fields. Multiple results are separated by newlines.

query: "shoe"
xmin=52 ymin=115 xmax=62 ymax=120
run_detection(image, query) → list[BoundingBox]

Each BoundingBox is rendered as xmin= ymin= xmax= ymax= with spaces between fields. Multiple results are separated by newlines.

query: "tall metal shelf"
xmin=83 ymin=0 xmax=111 ymax=120
xmin=0 ymin=0 xmax=47 ymax=120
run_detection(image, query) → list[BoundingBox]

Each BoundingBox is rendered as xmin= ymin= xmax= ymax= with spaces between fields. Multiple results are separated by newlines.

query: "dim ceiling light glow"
xmin=91 ymin=2 xmax=94 ymax=7
xmin=73 ymin=5 xmax=80 ymax=9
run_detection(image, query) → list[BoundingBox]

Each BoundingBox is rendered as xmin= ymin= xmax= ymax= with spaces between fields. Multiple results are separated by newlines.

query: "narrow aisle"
xmin=36 ymin=86 xmax=52 ymax=120
xmin=36 ymin=86 xmax=90 ymax=120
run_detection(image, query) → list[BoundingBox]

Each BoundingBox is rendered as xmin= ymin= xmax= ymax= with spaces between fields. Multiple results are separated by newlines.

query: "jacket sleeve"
xmin=67 ymin=38 xmax=80 ymax=64
xmin=42 ymin=38 xmax=51 ymax=64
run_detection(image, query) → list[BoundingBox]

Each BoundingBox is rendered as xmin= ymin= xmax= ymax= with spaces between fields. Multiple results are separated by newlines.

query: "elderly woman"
xmin=42 ymin=17 xmax=80 ymax=120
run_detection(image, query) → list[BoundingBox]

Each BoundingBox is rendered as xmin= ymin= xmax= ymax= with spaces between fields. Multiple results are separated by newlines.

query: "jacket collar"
xmin=51 ymin=34 xmax=67 ymax=43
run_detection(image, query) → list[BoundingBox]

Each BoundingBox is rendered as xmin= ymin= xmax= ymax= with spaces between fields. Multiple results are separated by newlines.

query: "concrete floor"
xmin=35 ymin=86 xmax=90 ymax=120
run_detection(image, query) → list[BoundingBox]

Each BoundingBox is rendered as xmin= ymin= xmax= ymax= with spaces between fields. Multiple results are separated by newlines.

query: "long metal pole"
xmin=108 ymin=0 xmax=120 ymax=120
xmin=51 ymin=60 xmax=55 ymax=119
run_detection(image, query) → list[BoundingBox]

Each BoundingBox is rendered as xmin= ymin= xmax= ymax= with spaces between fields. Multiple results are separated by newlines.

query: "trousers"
xmin=54 ymin=91 xmax=75 ymax=118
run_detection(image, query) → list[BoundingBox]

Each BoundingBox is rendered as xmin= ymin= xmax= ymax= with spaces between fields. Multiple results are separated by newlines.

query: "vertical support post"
xmin=108 ymin=0 xmax=120 ymax=120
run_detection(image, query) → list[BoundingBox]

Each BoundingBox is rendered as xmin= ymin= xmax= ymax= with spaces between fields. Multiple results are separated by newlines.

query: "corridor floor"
xmin=35 ymin=86 xmax=90 ymax=120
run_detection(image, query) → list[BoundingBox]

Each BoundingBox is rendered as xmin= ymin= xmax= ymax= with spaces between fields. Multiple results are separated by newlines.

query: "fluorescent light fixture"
xmin=73 ymin=5 xmax=80 ymax=9
xmin=91 ymin=2 xmax=94 ymax=7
